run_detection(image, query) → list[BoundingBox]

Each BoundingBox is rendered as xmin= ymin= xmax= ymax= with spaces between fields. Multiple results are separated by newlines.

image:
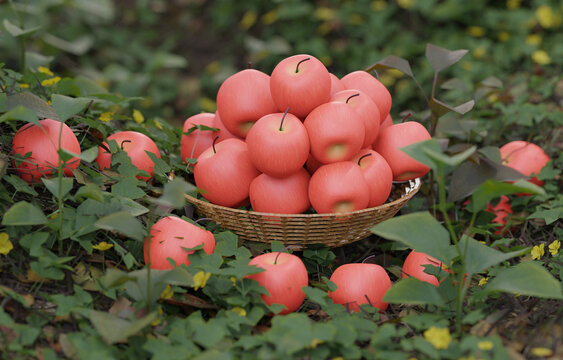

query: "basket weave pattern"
xmin=185 ymin=178 xmax=421 ymax=248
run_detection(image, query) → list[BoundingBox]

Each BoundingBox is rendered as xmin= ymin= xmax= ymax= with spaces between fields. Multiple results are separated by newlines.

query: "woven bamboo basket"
xmin=184 ymin=178 xmax=421 ymax=248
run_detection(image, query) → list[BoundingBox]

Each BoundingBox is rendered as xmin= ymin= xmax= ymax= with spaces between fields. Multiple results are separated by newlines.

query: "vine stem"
xmin=57 ymin=122 xmax=64 ymax=254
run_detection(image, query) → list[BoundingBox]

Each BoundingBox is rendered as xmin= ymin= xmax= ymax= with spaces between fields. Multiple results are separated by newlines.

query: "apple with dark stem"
xmin=341 ymin=70 xmax=392 ymax=122
xmin=353 ymin=149 xmax=393 ymax=207
xmin=331 ymin=90 xmax=381 ymax=148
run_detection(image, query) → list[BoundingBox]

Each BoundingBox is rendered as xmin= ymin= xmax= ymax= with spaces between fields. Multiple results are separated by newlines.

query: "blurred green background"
xmin=1 ymin=0 xmax=561 ymax=129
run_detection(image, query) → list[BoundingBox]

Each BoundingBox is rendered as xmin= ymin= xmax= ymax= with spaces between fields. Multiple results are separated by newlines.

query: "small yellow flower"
xmin=230 ymin=276 xmax=237 ymax=286
xmin=506 ymin=0 xmax=521 ymax=10
xmin=37 ymin=66 xmax=54 ymax=76
xmin=468 ymin=26 xmax=485 ymax=37
xmin=348 ymin=14 xmax=364 ymax=25
xmin=397 ymin=0 xmax=415 ymax=9
xmin=478 ymin=340 xmax=494 ymax=350
xmin=231 ymin=306 xmax=247 ymax=317
xmin=92 ymin=241 xmax=114 ymax=251
xmin=132 ymin=109 xmax=144 ymax=124
xmin=531 ymin=347 xmax=553 ymax=357
xmin=153 ymin=119 xmax=163 ymax=130
xmin=479 ymin=277 xmax=489 ymax=286
xmin=308 ymin=338 xmax=324 ymax=349
xmin=99 ymin=112 xmax=113 ymax=122
xmin=0 ymin=233 xmax=13 ymax=255
xmin=315 ymin=7 xmax=336 ymax=21
xmin=160 ymin=284 xmax=174 ymax=300
xmin=332 ymin=358 xmax=345 ymax=360
xmin=261 ymin=9 xmax=278 ymax=25
xmin=205 ymin=61 xmax=221 ymax=76
xmin=41 ymin=77 xmax=61 ymax=87
xmin=151 ymin=306 xmax=163 ymax=326
xmin=461 ymin=61 xmax=473 ymax=71
xmin=531 ymin=243 xmax=545 ymax=260
xmin=473 ymin=46 xmax=486 ymax=59
xmin=532 ymin=50 xmax=551 ymax=65
xmin=193 ymin=271 xmax=211 ymax=291
xmin=526 ymin=34 xmax=542 ymax=46
xmin=498 ymin=31 xmax=510 ymax=42
xmin=240 ymin=10 xmax=257 ymax=30
xmin=548 ymin=240 xmax=560 ymax=256
xmin=536 ymin=6 xmax=557 ymax=29
xmin=18 ymin=83 xmax=30 ymax=89
xmin=317 ymin=22 xmax=332 ymax=36
xmin=199 ymin=97 xmax=216 ymax=113
xmin=371 ymin=0 xmax=386 ymax=11
xmin=423 ymin=326 xmax=451 ymax=350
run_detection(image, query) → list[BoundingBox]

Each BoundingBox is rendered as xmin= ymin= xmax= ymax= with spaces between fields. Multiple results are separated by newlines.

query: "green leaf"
xmin=51 ymin=94 xmax=91 ymax=122
xmin=371 ymin=212 xmax=453 ymax=263
xmin=111 ymin=177 xmax=146 ymax=199
xmin=425 ymin=43 xmax=468 ymax=73
xmin=6 ymin=92 xmax=59 ymax=120
xmin=485 ymin=262 xmax=563 ymax=299
xmin=470 ymin=179 xmax=545 ymax=213
xmin=42 ymin=33 xmax=94 ymax=56
xmin=49 ymin=284 xmax=93 ymax=316
xmin=1 ymin=201 xmax=48 ymax=225
xmin=429 ymin=98 xmax=474 ymax=118
xmin=383 ymin=277 xmax=445 ymax=306
xmin=42 ymin=178 xmax=74 ymax=200
xmin=95 ymin=211 xmax=146 ymax=241
xmin=214 ymin=231 xmax=239 ymax=257
xmin=0 ymin=105 xmax=40 ymax=126
xmin=153 ymin=178 xmax=196 ymax=209
xmin=527 ymin=208 xmax=562 ymax=225
xmin=74 ymin=183 xmax=105 ymax=202
xmin=366 ymin=55 xmax=414 ymax=78
xmin=90 ymin=310 xmax=157 ymax=344
xmin=63 ymin=146 xmax=98 ymax=163
xmin=459 ymin=235 xmax=528 ymax=276
xmin=400 ymin=139 xmax=476 ymax=174
xmin=2 ymin=19 xmax=40 ymax=37
xmin=3 ymin=174 xmax=39 ymax=196
xmin=0 ymin=93 xmax=7 ymax=112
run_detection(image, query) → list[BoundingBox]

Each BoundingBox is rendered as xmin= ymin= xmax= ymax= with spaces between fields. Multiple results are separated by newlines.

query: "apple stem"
xmin=194 ymin=217 xmax=212 ymax=224
xmin=212 ymin=135 xmax=219 ymax=153
xmin=279 ymin=107 xmax=290 ymax=131
xmin=273 ymin=245 xmax=292 ymax=264
xmin=364 ymin=294 xmax=373 ymax=307
xmin=346 ymin=93 xmax=360 ymax=104
xmin=295 ymin=57 xmax=311 ymax=73
xmin=401 ymin=113 xmax=412 ymax=123
xmin=373 ymin=69 xmax=380 ymax=80
xmin=120 ymin=140 xmax=131 ymax=150
xmin=357 ymin=153 xmax=372 ymax=166
xmin=248 ymin=62 xmax=252 ymax=69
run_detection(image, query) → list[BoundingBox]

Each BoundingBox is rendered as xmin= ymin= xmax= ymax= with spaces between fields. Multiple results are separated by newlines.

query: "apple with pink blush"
xmin=329 ymin=73 xmax=346 ymax=96
xmin=213 ymin=110 xmax=239 ymax=142
xmin=341 ymin=70 xmax=392 ymax=122
xmin=249 ymin=168 xmax=311 ymax=214
xmin=402 ymin=250 xmax=451 ymax=286
xmin=499 ymin=140 xmax=550 ymax=187
xmin=180 ymin=112 xmax=216 ymax=165
xmin=353 ymin=149 xmax=393 ymax=207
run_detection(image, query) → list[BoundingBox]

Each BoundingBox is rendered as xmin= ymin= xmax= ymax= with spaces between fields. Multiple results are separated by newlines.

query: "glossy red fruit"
xmin=353 ymin=149 xmax=393 ymax=207
xmin=402 ymin=250 xmax=450 ymax=286
xmin=500 ymin=140 xmax=550 ymax=187
xmin=249 ymin=168 xmax=311 ymax=214
xmin=180 ymin=113 xmax=216 ymax=164
xmin=341 ymin=71 xmax=392 ymax=122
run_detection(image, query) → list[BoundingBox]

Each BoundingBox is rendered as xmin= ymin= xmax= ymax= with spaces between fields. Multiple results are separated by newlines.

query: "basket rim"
xmin=184 ymin=177 xmax=421 ymax=218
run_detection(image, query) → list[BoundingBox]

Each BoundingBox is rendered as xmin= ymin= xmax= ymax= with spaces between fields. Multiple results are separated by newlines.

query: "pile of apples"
xmin=182 ymin=54 xmax=432 ymax=214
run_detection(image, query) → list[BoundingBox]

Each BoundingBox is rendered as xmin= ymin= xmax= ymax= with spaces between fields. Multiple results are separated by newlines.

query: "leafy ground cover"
xmin=0 ymin=1 xmax=562 ymax=359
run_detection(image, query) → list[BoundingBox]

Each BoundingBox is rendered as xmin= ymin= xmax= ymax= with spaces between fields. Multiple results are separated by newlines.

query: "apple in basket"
xmin=96 ymin=130 xmax=161 ymax=182
xmin=249 ymin=168 xmax=311 ymax=214
xmin=12 ymin=118 xmax=81 ymax=184
xmin=194 ymin=138 xmax=260 ymax=207
xmin=353 ymin=149 xmax=393 ymax=207
xmin=340 ymin=70 xmax=392 ymax=122
xmin=328 ymin=263 xmax=392 ymax=312
xmin=143 ymin=216 xmax=215 ymax=270
xmin=270 ymin=54 xmax=331 ymax=119
xmin=247 ymin=252 xmax=309 ymax=315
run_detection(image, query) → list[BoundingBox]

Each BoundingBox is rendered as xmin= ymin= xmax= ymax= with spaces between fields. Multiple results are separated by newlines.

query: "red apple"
xmin=247 ymin=252 xmax=308 ymax=315
xmin=216 ymin=69 xmax=278 ymax=138
xmin=12 ymin=118 xmax=81 ymax=184
xmin=249 ymin=168 xmax=311 ymax=214
xmin=270 ymin=54 xmax=331 ymax=119
xmin=246 ymin=111 xmax=310 ymax=177
xmin=143 ymin=216 xmax=215 ymax=270
xmin=373 ymin=122 xmax=431 ymax=181
xmin=194 ymin=138 xmax=260 ymax=207
xmin=402 ymin=250 xmax=450 ymax=286
xmin=486 ymin=195 xmax=513 ymax=235
xmin=180 ymin=112 xmax=216 ymax=164
xmin=353 ymin=149 xmax=393 ymax=207
xmin=341 ymin=70 xmax=392 ymax=121
xmin=304 ymin=102 xmax=365 ymax=164
xmin=96 ymin=130 xmax=161 ymax=182
xmin=331 ymin=89 xmax=381 ymax=147
xmin=305 ymin=153 xmax=323 ymax=175
xmin=308 ymin=161 xmax=370 ymax=213
xmin=213 ymin=110 xmax=239 ymax=142
xmin=328 ymin=263 xmax=391 ymax=312
xmin=329 ymin=73 xmax=346 ymax=96
xmin=500 ymin=140 xmax=550 ymax=187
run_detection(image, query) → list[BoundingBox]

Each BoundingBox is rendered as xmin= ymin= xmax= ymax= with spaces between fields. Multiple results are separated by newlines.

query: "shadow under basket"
xmin=184 ymin=178 xmax=421 ymax=249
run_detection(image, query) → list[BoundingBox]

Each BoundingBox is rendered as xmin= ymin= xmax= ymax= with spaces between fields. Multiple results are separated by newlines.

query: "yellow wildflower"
xmin=536 ymin=6 xmax=557 ymax=29
xmin=37 ymin=66 xmax=54 ymax=76
xmin=151 ymin=306 xmax=163 ymax=326
xmin=506 ymin=0 xmax=521 ymax=10
xmin=0 ymin=233 xmax=13 ymax=255
xmin=240 ymin=10 xmax=257 ymax=30
xmin=332 ymin=358 xmax=345 ymax=360
xmin=423 ymin=326 xmax=451 ymax=350
xmin=41 ymin=77 xmax=61 ymax=87
xmin=231 ymin=306 xmax=247 ymax=317
xmin=160 ymin=284 xmax=174 ymax=300
xmin=397 ymin=0 xmax=415 ymax=9
xmin=531 ymin=347 xmax=553 ymax=357
xmin=92 ymin=241 xmax=114 ymax=251
xmin=532 ymin=50 xmax=551 ymax=65
xmin=18 ymin=83 xmax=30 ymax=89
xmin=349 ymin=14 xmax=364 ymax=25
xmin=205 ymin=61 xmax=220 ymax=76
xmin=371 ymin=0 xmax=386 ymax=11
xmin=548 ymin=240 xmax=560 ymax=256
xmin=468 ymin=26 xmax=485 ymax=37
xmin=526 ymin=34 xmax=542 ymax=46
xmin=531 ymin=243 xmax=545 ymax=260
xmin=461 ymin=61 xmax=473 ymax=71
xmin=317 ymin=22 xmax=332 ymax=36
xmin=199 ymin=97 xmax=216 ymax=113
xmin=378 ymin=74 xmax=395 ymax=87
xmin=315 ymin=7 xmax=336 ymax=21
xmin=478 ymin=340 xmax=494 ymax=350
xmin=308 ymin=339 xmax=324 ymax=349
xmin=261 ymin=9 xmax=278 ymax=25
xmin=193 ymin=271 xmax=211 ymax=291
xmin=132 ymin=109 xmax=144 ymax=124
xmin=230 ymin=276 xmax=237 ymax=286
xmin=498 ymin=31 xmax=510 ymax=42
xmin=153 ymin=119 xmax=163 ymax=130
xmin=479 ymin=277 xmax=489 ymax=286
xmin=99 ymin=112 xmax=113 ymax=122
